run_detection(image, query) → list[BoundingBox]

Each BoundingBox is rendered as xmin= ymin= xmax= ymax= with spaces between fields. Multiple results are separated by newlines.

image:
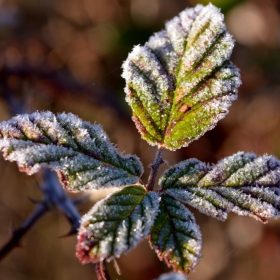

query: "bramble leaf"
xmin=161 ymin=152 xmax=280 ymax=222
xmin=76 ymin=185 xmax=160 ymax=263
xmin=122 ymin=4 xmax=241 ymax=150
xmin=0 ymin=111 xmax=143 ymax=192
xmin=155 ymin=272 xmax=188 ymax=280
xmin=150 ymin=194 xmax=202 ymax=275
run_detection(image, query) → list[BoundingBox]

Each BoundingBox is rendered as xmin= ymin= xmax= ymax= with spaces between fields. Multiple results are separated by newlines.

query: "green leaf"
xmin=156 ymin=272 xmax=188 ymax=280
xmin=122 ymin=4 xmax=241 ymax=150
xmin=150 ymin=194 xmax=202 ymax=275
xmin=0 ymin=111 xmax=143 ymax=192
xmin=76 ymin=185 xmax=160 ymax=263
xmin=160 ymin=152 xmax=280 ymax=222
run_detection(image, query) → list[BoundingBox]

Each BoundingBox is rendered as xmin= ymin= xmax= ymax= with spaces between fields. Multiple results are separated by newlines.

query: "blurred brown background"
xmin=0 ymin=0 xmax=280 ymax=279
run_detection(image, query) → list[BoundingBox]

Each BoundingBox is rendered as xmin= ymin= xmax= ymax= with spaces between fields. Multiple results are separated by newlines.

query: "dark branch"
xmin=41 ymin=170 xmax=81 ymax=234
xmin=0 ymin=200 xmax=49 ymax=260
xmin=0 ymin=169 xmax=82 ymax=260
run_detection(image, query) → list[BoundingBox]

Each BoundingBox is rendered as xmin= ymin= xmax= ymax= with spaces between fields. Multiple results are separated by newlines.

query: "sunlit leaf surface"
xmin=0 ymin=111 xmax=143 ymax=191
xmin=122 ymin=4 xmax=241 ymax=150
xmin=161 ymin=152 xmax=280 ymax=222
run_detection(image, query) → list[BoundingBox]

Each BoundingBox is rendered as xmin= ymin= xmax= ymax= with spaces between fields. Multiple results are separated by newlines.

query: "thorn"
xmin=113 ymin=259 xmax=121 ymax=275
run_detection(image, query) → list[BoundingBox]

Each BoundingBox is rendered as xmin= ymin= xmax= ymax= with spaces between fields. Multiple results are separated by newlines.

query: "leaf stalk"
xmin=146 ymin=146 xmax=165 ymax=191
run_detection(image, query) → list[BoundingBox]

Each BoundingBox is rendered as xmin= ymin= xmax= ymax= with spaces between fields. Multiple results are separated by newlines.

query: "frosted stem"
xmin=147 ymin=146 xmax=165 ymax=191
xmin=94 ymin=261 xmax=111 ymax=280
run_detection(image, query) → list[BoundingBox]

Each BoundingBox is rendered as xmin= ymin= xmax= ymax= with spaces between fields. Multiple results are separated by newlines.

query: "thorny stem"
xmin=94 ymin=261 xmax=111 ymax=280
xmin=0 ymin=201 xmax=49 ymax=260
xmin=0 ymin=170 xmax=81 ymax=260
xmin=146 ymin=146 xmax=165 ymax=191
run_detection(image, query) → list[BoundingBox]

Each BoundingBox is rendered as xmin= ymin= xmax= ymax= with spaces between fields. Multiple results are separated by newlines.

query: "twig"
xmin=94 ymin=261 xmax=112 ymax=280
xmin=146 ymin=146 xmax=165 ymax=191
xmin=0 ymin=200 xmax=49 ymax=260
xmin=0 ymin=169 xmax=82 ymax=260
xmin=41 ymin=170 xmax=81 ymax=235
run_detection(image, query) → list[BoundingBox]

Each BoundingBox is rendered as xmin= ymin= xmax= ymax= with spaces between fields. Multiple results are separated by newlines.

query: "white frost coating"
xmin=151 ymin=195 xmax=202 ymax=273
xmin=180 ymin=12 xmax=226 ymax=74
xmin=12 ymin=114 xmax=45 ymax=140
xmin=146 ymin=31 xmax=179 ymax=75
xmin=161 ymin=152 xmax=280 ymax=222
xmin=187 ymin=63 xmax=241 ymax=106
xmin=0 ymin=122 xmax=24 ymax=139
xmin=165 ymin=4 xmax=202 ymax=54
xmin=257 ymin=168 xmax=280 ymax=186
xmin=224 ymin=155 xmax=278 ymax=186
xmin=155 ymin=272 xmax=187 ymax=280
xmin=77 ymin=187 xmax=160 ymax=263
xmin=166 ymin=188 xmax=231 ymax=221
xmin=122 ymin=4 xmax=240 ymax=150
xmin=160 ymin=158 xmax=208 ymax=188
xmin=122 ymin=45 xmax=172 ymax=94
xmin=0 ymin=111 xmax=143 ymax=191
xmin=165 ymin=15 xmax=187 ymax=54
xmin=187 ymin=4 xmax=224 ymax=44
xmin=7 ymin=143 xmax=76 ymax=174
xmin=216 ymin=186 xmax=279 ymax=222
xmin=180 ymin=4 xmax=203 ymax=33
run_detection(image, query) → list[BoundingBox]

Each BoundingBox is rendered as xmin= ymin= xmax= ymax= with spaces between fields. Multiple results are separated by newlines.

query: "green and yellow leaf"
xmin=122 ymin=4 xmax=241 ymax=150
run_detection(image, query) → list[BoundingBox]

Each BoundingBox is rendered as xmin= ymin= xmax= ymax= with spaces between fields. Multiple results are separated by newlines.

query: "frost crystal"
xmin=76 ymin=185 xmax=160 ymax=263
xmin=0 ymin=111 xmax=143 ymax=192
xmin=150 ymin=194 xmax=202 ymax=275
xmin=161 ymin=152 xmax=280 ymax=223
xmin=122 ymin=4 xmax=241 ymax=150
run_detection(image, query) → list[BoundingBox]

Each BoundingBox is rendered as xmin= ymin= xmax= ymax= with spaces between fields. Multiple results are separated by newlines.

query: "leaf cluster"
xmin=0 ymin=3 xmax=279 ymax=280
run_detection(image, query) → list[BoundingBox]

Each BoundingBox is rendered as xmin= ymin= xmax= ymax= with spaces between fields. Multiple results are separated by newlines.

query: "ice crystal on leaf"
xmin=0 ymin=111 xmax=143 ymax=192
xmin=76 ymin=185 xmax=160 ymax=263
xmin=161 ymin=152 xmax=280 ymax=222
xmin=122 ymin=3 xmax=241 ymax=150
xmin=150 ymin=194 xmax=202 ymax=275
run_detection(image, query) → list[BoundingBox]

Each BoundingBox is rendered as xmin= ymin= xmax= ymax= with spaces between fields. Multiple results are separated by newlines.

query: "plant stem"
xmin=0 ymin=200 xmax=49 ymax=260
xmin=94 ymin=261 xmax=111 ymax=280
xmin=146 ymin=146 xmax=165 ymax=191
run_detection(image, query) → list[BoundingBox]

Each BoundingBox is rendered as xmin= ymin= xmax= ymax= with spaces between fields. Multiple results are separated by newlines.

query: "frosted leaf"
xmin=76 ymin=185 xmax=160 ymax=263
xmin=160 ymin=152 xmax=280 ymax=223
xmin=150 ymin=194 xmax=202 ymax=275
xmin=122 ymin=4 xmax=241 ymax=150
xmin=155 ymin=272 xmax=187 ymax=280
xmin=0 ymin=111 xmax=143 ymax=192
